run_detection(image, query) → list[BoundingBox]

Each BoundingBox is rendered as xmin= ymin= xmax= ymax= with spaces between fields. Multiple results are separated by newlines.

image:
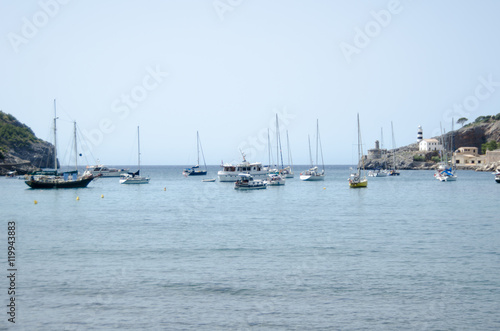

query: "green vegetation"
xmin=481 ymin=140 xmax=498 ymax=154
xmin=413 ymin=155 xmax=425 ymax=162
xmin=431 ymin=156 xmax=441 ymax=163
xmin=0 ymin=111 xmax=40 ymax=151
xmin=457 ymin=117 xmax=468 ymax=127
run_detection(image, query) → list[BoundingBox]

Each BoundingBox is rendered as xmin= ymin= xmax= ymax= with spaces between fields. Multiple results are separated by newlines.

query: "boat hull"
xmin=299 ymin=174 xmax=324 ymax=181
xmin=184 ymin=170 xmax=207 ymax=176
xmin=120 ymin=177 xmax=150 ymax=184
xmin=218 ymin=172 xmax=267 ymax=182
xmin=25 ymin=176 xmax=94 ymax=189
xmin=349 ymin=180 xmax=368 ymax=188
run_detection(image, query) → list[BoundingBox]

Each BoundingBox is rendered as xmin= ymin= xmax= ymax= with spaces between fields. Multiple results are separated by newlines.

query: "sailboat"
xmin=183 ymin=131 xmax=207 ymax=176
xmin=266 ymin=114 xmax=286 ymax=186
xmin=25 ymin=100 xmax=94 ymax=189
xmin=349 ymin=114 xmax=368 ymax=188
xmin=300 ymin=119 xmax=325 ymax=181
xmin=434 ymin=122 xmax=457 ymax=182
xmin=120 ymin=126 xmax=150 ymax=184
xmin=388 ymin=121 xmax=400 ymax=176
xmin=280 ymin=130 xmax=294 ymax=178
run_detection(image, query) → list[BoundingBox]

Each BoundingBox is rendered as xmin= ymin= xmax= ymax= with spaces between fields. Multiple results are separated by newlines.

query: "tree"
xmin=457 ymin=117 xmax=468 ymax=127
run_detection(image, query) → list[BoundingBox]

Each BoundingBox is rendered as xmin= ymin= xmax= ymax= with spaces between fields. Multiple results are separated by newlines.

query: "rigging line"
xmin=198 ymin=132 xmax=207 ymax=169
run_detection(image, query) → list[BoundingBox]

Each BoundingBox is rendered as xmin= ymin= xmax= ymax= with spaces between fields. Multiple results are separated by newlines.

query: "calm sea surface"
xmin=1 ymin=165 xmax=499 ymax=330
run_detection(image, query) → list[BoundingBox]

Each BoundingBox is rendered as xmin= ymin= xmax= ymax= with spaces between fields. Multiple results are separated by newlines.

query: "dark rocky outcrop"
xmin=0 ymin=111 xmax=55 ymax=175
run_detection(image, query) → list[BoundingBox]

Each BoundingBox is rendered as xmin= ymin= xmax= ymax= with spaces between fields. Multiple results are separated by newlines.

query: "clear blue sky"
xmin=1 ymin=0 xmax=500 ymax=166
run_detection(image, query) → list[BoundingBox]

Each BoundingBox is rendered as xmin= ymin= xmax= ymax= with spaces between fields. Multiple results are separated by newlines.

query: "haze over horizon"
xmin=2 ymin=1 xmax=500 ymax=166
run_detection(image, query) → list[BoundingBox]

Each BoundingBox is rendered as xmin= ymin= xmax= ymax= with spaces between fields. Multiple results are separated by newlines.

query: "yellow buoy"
xmin=76 ymin=196 xmax=80 ymax=201
xmin=323 ymin=187 xmax=326 ymax=190
xmin=101 ymin=194 xmax=104 ymax=198
xmin=34 ymin=200 xmax=38 ymax=204
xmin=163 ymin=187 xmax=166 ymax=191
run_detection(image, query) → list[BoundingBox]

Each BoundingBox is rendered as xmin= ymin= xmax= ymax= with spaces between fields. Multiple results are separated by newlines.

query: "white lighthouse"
xmin=417 ymin=125 xmax=423 ymax=142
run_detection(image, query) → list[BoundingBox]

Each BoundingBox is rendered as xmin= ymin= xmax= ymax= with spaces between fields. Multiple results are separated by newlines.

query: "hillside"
xmin=0 ymin=111 xmax=55 ymax=175
xmin=364 ymin=116 xmax=500 ymax=171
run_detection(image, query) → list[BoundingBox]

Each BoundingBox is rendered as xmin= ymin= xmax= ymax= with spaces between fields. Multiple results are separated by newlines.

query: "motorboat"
xmin=234 ymin=173 xmax=267 ymax=190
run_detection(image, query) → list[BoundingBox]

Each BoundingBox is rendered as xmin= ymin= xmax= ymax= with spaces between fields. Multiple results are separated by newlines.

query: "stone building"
xmin=367 ymin=140 xmax=387 ymax=160
xmin=452 ymin=147 xmax=486 ymax=166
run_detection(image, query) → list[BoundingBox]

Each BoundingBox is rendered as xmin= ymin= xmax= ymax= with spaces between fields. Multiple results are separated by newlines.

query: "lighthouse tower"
xmin=417 ymin=126 xmax=423 ymax=142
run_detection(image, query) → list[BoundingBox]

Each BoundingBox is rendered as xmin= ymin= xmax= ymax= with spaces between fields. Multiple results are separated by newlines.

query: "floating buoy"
xmin=76 ymin=196 xmax=80 ymax=201
xmin=101 ymin=194 xmax=104 ymax=198
xmin=163 ymin=187 xmax=166 ymax=191
xmin=323 ymin=187 xmax=326 ymax=190
xmin=34 ymin=200 xmax=38 ymax=204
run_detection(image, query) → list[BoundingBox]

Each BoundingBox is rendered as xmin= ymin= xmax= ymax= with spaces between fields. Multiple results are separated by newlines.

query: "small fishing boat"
xmin=368 ymin=169 xmax=389 ymax=177
xmin=202 ymin=178 xmax=216 ymax=182
xmin=266 ymin=173 xmax=285 ymax=186
xmin=494 ymin=172 xmax=500 ymax=183
xmin=234 ymin=173 xmax=267 ymax=190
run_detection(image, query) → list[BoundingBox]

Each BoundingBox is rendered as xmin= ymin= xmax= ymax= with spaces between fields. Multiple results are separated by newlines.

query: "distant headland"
xmin=363 ymin=115 xmax=500 ymax=172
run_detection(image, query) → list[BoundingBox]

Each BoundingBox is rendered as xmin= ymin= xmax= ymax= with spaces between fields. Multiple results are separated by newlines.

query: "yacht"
xmin=86 ymin=164 xmax=129 ymax=177
xmin=218 ymin=152 xmax=267 ymax=182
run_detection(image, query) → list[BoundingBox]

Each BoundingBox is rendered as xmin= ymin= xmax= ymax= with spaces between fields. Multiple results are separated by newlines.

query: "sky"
xmin=1 ymin=0 xmax=500 ymax=166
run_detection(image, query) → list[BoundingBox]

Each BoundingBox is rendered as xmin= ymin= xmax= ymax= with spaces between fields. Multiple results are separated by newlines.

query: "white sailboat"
xmin=434 ymin=122 xmax=457 ymax=182
xmin=388 ymin=121 xmax=400 ymax=176
xmin=120 ymin=126 xmax=150 ymax=184
xmin=300 ymin=119 xmax=325 ymax=181
xmin=349 ymin=113 xmax=368 ymax=188
xmin=266 ymin=114 xmax=286 ymax=186
xmin=281 ymin=130 xmax=294 ymax=178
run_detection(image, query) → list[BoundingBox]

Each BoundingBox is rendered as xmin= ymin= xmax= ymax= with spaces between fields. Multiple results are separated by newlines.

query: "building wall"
xmin=486 ymin=150 xmax=500 ymax=163
xmin=419 ymin=140 xmax=443 ymax=152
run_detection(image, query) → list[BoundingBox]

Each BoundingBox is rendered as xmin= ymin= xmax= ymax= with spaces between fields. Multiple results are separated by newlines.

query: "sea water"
xmin=1 ymin=165 xmax=499 ymax=330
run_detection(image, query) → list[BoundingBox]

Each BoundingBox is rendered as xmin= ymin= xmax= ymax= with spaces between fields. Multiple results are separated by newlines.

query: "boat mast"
xmin=198 ymin=131 xmax=207 ymax=170
xmin=267 ymin=129 xmax=271 ymax=168
xmin=357 ymin=113 xmax=361 ymax=174
xmin=53 ymin=99 xmax=58 ymax=170
xmin=286 ymin=130 xmax=293 ymax=172
xmin=196 ymin=131 xmax=200 ymax=166
xmin=315 ymin=119 xmax=319 ymax=167
xmin=74 ymin=121 xmax=78 ymax=172
xmin=276 ymin=114 xmax=284 ymax=170
xmin=276 ymin=114 xmax=279 ymax=169
xmin=318 ymin=122 xmax=325 ymax=171
xmin=391 ymin=121 xmax=396 ymax=170
xmin=137 ymin=126 xmax=141 ymax=172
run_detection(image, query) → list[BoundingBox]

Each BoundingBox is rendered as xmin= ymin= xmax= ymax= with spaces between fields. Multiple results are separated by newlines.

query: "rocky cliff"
xmin=364 ymin=119 xmax=500 ymax=171
xmin=0 ymin=111 xmax=55 ymax=175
